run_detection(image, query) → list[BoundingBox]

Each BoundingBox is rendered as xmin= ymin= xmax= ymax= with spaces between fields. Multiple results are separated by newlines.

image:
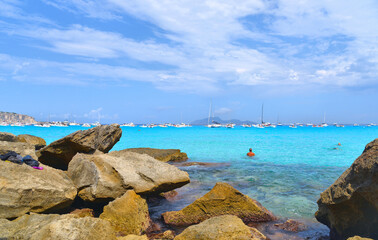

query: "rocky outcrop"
xmin=0 ymin=214 xmax=117 ymax=240
xmin=174 ymin=215 xmax=266 ymax=240
xmin=16 ymin=134 xmax=46 ymax=150
xmin=67 ymin=151 xmax=190 ymax=201
xmin=100 ymin=190 xmax=150 ymax=236
xmin=0 ymin=141 xmax=38 ymax=159
xmin=0 ymin=161 xmax=77 ymax=219
xmin=315 ymin=138 xmax=378 ymax=240
xmin=0 ymin=132 xmax=16 ymax=142
xmin=37 ymin=124 xmax=122 ymax=170
xmin=110 ymin=148 xmax=188 ymax=162
xmin=162 ymin=182 xmax=275 ymax=226
xmin=0 ymin=111 xmax=37 ymax=125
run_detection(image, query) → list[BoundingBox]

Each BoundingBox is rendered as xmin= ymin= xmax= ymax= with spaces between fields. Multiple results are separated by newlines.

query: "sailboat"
xmin=206 ymin=101 xmax=221 ymax=128
xmin=253 ymin=104 xmax=265 ymax=128
xmin=321 ymin=112 xmax=328 ymax=127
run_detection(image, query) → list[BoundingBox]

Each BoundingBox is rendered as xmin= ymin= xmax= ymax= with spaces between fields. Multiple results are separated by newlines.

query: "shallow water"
xmin=2 ymin=125 xmax=377 ymax=238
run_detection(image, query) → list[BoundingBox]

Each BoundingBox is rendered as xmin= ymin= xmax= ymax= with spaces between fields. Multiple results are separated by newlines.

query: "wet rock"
xmin=100 ymin=190 xmax=150 ymax=236
xmin=110 ymin=148 xmax=188 ymax=162
xmin=0 ymin=160 xmax=77 ymax=219
xmin=315 ymin=138 xmax=378 ymax=240
xmin=176 ymin=162 xmax=229 ymax=167
xmin=162 ymin=182 xmax=276 ymax=227
xmin=0 ymin=141 xmax=37 ymax=159
xmin=0 ymin=132 xmax=16 ymax=142
xmin=174 ymin=215 xmax=266 ymax=240
xmin=16 ymin=134 xmax=46 ymax=150
xmin=0 ymin=214 xmax=117 ymax=240
xmin=68 ymin=151 xmax=190 ymax=201
xmin=160 ymin=190 xmax=178 ymax=201
xmin=69 ymin=208 xmax=94 ymax=218
xmin=274 ymin=219 xmax=307 ymax=232
xmin=37 ymin=124 xmax=122 ymax=170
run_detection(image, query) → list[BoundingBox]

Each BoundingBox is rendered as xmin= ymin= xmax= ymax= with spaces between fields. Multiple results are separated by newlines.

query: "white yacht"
xmin=82 ymin=123 xmax=91 ymax=127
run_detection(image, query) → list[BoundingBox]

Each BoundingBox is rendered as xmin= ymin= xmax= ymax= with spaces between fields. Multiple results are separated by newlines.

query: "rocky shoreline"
xmin=0 ymin=125 xmax=376 ymax=239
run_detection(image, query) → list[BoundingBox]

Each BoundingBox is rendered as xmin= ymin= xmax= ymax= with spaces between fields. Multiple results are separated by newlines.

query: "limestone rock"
xmin=0 ymin=160 xmax=77 ymax=219
xmin=0 ymin=132 xmax=16 ymax=142
xmin=68 ymin=151 xmax=190 ymax=201
xmin=16 ymin=134 xmax=46 ymax=150
xmin=149 ymin=230 xmax=175 ymax=239
xmin=315 ymin=138 xmax=378 ymax=240
xmin=174 ymin=215 xmax=266 ymax=240
xmin=0 ymin=141 xmax=37 ymax=159
xmin=69 ymin=208 xmax=94 ymax=218
xmin=110 ymin=148 xmax=188 ymax=162
xmin=118 ymin=235 xmax=148 ymax=240
xmin=274 ymin=219 xmax=307 ymax=232
xmin=0 ymin=214 xmax=117 ymax=240
xmin=37 ymin=124 xmax=122 ymax=170
xmin=347 ymin=237 xmax=374 ymax=240
xmin=162 ymin=182 xmax=275 ymax=226
xmin=100 ymin=190 xmax=150 ymax=236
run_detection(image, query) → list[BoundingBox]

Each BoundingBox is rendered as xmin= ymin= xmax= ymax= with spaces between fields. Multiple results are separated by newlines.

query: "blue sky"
xmin=0 ymin=0 xmax=377 ymax=124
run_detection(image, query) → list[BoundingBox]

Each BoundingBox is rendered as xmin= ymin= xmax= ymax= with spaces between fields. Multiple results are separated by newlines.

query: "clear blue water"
xmin=2 ymin=125 xmax=377 ymax=237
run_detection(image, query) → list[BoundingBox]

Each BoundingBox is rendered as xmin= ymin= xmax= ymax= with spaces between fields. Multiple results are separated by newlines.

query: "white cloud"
xmin=214 ymin=107 xmax=233 ymax=115
xmin=1 ymin=0 xmax=378 ymax=93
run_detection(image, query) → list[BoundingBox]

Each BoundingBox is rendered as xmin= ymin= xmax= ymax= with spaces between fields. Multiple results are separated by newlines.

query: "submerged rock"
xmin=0 ymin=161 xmax=77 ymax=219
xmin=16 ymin=134 xmax=46 ymax=150
xmin=0 ymin=141 xmax=38 ymax=159
xmin=274 ymin=219 xmax=307 ymax=232
xmin=67 ymin=151 xmax=190 ymax=201
xmin=110 ymin=148 xmax=188 ymax=162
xmin=162 ymin=182 xmax=275 ymax=226
xmin=315 ymin=138 xmax=378 ymax=240
xmin=174 ymin=215 xmax=266 ymax=240
xmin=37 ymin=124 xmax=122 ymax=170
xmin=100 ymin=190 xmax=150 ymax=236
xmin=0 ymin=214 xmax=117 ymax=240
xmin=0 ymin=132 xmax=16 ymax=142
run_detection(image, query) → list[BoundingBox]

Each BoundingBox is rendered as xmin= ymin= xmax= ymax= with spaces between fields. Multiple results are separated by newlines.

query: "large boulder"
xmin=0 ymin=132 xmax=16 ymax=142
xmin=0 ymin=141 xmax=37 ymax=159
xmin=67 ymin=151 xmax=190 ymax=201
xmin=315 ymin=138 xmax=378 ymax=240
xmin=110 ymin=148 xmax=188 ymax=162
xmin=0 ymin=214 xmax=117 ymax=240
xmin=16 ymin=134 xmax=46 ymax=150
xmin=174 ymin=215 xmax=267 ymax=240
xmin=100 ymin=190 xmax=150 ymax=236
xmin=37 ymin=124 xmax=122 ymax=170
xmin=162 ymin=182 xmax=275 ymax=227
xmin=0 ymin=160 xmax=77 ymax=219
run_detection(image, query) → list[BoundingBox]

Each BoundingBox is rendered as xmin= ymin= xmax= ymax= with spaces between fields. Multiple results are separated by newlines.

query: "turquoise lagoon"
xmin=2 ymin=125 xmax=377 ymax=237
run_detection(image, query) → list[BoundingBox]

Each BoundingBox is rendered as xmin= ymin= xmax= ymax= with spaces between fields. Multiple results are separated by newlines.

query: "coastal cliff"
xmin=0 ymin=111 xmax=37 ymax=125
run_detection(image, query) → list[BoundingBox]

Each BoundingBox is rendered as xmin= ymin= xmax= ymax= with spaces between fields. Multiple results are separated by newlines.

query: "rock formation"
xmin=0 ymin=132 xmax=16 ymax=142
xmin=162 ymin=182 xmax=275 ymax=226
xmin=0 ymin=161 xmax=77 ymax=219
xmin=174 ymin=215 xmax=267 ymax=240
xmin=0 ymin=111 xmax=37 ymax=125
xmin=100 ymin=190 xmax=151 ymax=236
xmin=37 ymin=124 xmax=122 ymax=170
xmin=0 ymin=214 xmax=116 ymax=240
xmin=67 ymin=151 xmax=190 ymax=201
xmin=110 ymin=148 xmax=188 ymax=162
xmin=0 ymin=141 xmax=38 ymax=161
xmin=316 ymin=138 xmax=378 ymax=240
xmin=16 ymin=134 xmax=46 ymax=150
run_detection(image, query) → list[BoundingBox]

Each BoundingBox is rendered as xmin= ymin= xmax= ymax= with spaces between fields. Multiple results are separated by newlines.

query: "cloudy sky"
xmin=0 ymin=0 xmax=377 ymax=124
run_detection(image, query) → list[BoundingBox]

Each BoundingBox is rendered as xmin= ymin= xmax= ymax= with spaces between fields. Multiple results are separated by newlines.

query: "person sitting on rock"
xmin=247 ymin=148 xmax=255 ymax=157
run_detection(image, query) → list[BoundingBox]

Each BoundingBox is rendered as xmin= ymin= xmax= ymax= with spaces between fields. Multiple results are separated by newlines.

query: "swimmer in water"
xmin=247 ymin=148 xmax=255 ymax=157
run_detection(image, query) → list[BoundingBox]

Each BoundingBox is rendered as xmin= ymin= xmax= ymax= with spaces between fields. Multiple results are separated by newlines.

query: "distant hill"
xmin=191 ymin=117 xmax=256 ymax=125
xmin=0 ymin=111 xmax=37 ymax=125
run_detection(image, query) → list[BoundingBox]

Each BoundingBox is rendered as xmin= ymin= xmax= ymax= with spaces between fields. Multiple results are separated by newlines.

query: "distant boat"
xmin=121 ymin=122 xmax=135 ymax=127
xmin=82 ymin=123 xmax=91 ymax=127
xmin=289 ymin=124 xmax=297 ymax=128
xmin=242 ymin=124 xmax=251 ymax=128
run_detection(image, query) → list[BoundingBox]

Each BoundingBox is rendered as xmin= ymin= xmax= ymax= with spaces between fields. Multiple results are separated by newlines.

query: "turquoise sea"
xmin=2 ymin=125 xmax=377 ymax=238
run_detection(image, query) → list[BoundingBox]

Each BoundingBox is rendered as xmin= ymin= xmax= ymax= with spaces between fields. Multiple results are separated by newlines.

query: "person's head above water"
xmin=249 ymin=148 xmax=252 ymax=152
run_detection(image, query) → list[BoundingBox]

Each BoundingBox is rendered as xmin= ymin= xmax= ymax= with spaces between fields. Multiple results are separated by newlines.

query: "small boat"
xmin=242 ymin=124 xmax=251 ymax=128
xmin=82 ymin=123 xmax=91 ymax=127
xmin=289 ymin=124 xmax=297 ymax=128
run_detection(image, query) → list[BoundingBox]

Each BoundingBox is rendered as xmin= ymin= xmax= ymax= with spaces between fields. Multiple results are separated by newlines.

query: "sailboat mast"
xmin=208 ymin=101 xmax=212 ymax=125
xmin=261 ymin=104 xmax=264 ymax=124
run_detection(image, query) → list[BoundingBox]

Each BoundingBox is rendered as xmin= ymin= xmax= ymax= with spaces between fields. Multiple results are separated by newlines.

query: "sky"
xmin=0 ymin=0 xmax=377 ymax=124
